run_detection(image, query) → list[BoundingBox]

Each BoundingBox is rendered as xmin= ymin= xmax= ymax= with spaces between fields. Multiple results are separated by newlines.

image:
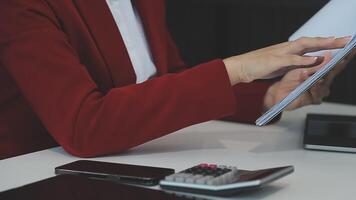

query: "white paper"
xmin=256 ymin=35 xmax=356 ymax=126
xmin=256 ymin=0 xmax=356 ymax=126
xmin=290 ymin=0 xmax=356 ymax=57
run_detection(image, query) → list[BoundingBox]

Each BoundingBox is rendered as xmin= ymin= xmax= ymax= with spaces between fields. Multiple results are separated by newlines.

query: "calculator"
xmin=160 ymin=164 xmax=294 ymax=196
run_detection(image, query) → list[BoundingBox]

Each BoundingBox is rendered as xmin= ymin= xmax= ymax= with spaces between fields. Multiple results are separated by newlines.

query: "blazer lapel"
xmin=73 ymin=0 xmax=137 ymax=86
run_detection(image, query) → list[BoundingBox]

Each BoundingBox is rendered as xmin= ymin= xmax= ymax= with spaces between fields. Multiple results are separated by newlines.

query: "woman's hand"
xmin=264 ymin=48 xmax=356 ymax=111
xmin=223 ymin=36 xmax=351 ymax=85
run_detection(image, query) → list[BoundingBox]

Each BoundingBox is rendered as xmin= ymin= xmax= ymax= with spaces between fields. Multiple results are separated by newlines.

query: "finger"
xmin=270 ymin=55 xmax=319 ymax=71
xmin=309 ymin=88 xmax=322 ymax=104
xmin=349 ymin=47 xmax=356 ymax=58
xmin=303 ymin=52 xmax=333 ymax=76
xmin=296 ymin=36 xmax=350 ymax=54
xmin=298 ymin=67 xmax=330 ymax=106
xmin=293 ymin=53 xmax=332 ymax=88
xmin=299 ymin=91 xmax=315 ymax=107
xmin=321 ymin=86 xmax=331 ymax=98
xmin=259 ymin=55 xmax=317 ymax=77
xmin=248 ymin=41 xmax=290 ymax=54
xmin=312 ymin=78 xmax=331 ymax=98
xmin=304 ymin=65 xmax=322 ymax=76
xmin=287 ymin=36 xmax=351 ymax=55
xmin=299 ymin=69 xmax=310 ymax=81
xmin=310 ymin=85 xmax=330 ymax=104
xmin=298 ymin=62 xmax=324 ymax=80
xmin=318 ymin=52 xmax=339 ymax=85
xmin=339 ymin=47 xmax=355 ymax=66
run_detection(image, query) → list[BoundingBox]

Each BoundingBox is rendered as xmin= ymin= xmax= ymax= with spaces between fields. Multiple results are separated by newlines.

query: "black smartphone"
xmin=55 ymin=160 xmax=175 ymax=186
xmin=304 ymin=114 xmax=356 ymax=153
xmin=0 ymin=175 xmax=190 ymax=200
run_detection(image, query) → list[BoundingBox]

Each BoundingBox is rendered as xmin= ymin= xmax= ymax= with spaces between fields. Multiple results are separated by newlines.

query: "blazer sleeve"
xmin=0 ymin=1 xmax=237 ymax=157
xmin=222 ymin=81 xmax=274 ymax=124
xmin=165 ymin=25 xmax=275 ymax=124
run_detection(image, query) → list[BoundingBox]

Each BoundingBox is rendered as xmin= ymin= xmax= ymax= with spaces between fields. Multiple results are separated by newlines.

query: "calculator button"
xmin=199 ymin=163 xmax=209 ymax=168
xmin=220 ymin=175 xmax=232 ymax=184
xmin=206 ymin=177 xmax=223 ymax=186
xmin=185 ymin=175 xmax=203 ymax=183
xmin=231 ymin=167 xmax=238 ymax=173
xmin=174 ymin=173 xmax=193 ymax=182
xmin=164 ymin=175 xmax=175 ymax=181
xmin=196 ymin=176 xmax=214 ymax=184
xmin=231 ymin=168 xmax=239 ymax=176
xmin=225 ymin=172 xmax=239 ymax=183
xmin=208 ymin=164 xmax=217 ymax=169
xmin=163 ymin=164 xmax=239 ymax=186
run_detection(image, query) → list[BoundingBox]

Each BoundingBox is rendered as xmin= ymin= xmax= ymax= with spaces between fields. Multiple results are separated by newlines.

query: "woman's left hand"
xmin=263 ymin=50 xmax=355 ymax=111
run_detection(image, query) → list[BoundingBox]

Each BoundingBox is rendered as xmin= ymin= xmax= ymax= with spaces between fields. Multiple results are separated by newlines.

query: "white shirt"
xmin=106 ymin=0 xmax=157 ymax=84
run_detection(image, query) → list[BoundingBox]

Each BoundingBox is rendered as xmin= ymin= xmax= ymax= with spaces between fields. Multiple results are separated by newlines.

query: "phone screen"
xmin=304 ymin=114 xmax=356 ymax=148
xmin=55 ymin=160 xmax=175 ymax=185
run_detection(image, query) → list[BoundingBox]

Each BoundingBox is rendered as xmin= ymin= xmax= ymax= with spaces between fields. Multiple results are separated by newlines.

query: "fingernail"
xmin=310 ymin=57 xmax=318 ymax=62
xmin=327 ymin=36 xmax=336 ymax=40
xmin=337 ymin=36 xmax=352 ymax=41
xmin=343 ymin=36 xmax=353 ymax=41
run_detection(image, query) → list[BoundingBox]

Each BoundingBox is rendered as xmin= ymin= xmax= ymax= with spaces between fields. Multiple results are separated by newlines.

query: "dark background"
xmin=166 ymin=0 xmax=356 ymax=105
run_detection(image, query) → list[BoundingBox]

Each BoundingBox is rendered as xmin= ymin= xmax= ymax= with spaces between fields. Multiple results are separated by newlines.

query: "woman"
xmin=0 ymin=0 xmax=352 ymax=159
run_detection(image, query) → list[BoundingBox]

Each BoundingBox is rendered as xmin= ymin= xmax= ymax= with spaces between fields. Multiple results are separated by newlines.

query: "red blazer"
xmin=0 ymin=0 xmax=271 ymax=159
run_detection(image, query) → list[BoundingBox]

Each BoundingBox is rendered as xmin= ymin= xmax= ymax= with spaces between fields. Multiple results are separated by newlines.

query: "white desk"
xmin=1 ymin=103 xmax=356 ymax=199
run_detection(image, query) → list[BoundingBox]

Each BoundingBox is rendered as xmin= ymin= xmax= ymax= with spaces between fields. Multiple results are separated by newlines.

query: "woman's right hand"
xmin=223 ymin=36 xmax=352 ymax=85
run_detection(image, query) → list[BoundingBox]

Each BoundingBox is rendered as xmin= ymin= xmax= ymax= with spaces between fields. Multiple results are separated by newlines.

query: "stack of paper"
xmin=255 ymin=0 xmax=356 ymax=126
xmin=256 ymin=35 xmax=356 ymax=126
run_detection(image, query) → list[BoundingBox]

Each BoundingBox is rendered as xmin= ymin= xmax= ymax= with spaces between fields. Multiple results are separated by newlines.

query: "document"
xmin=255 ymin=0 xmax=356 ymax=126
xmin=290 ymin=0 xmax=356 ymax=57
xmin=256 ymin=35 xmax=356 ymax=126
